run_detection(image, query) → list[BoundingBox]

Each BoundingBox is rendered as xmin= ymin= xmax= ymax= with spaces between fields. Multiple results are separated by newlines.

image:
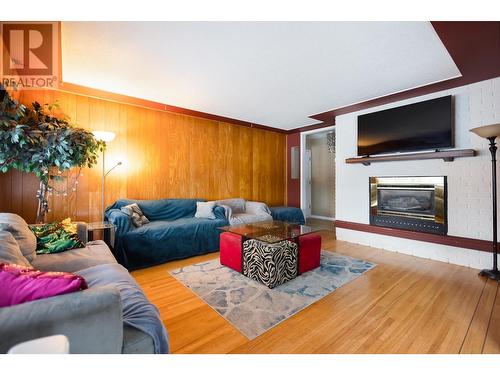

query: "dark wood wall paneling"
xmin=0 ymin=89 xmax=286 ymax=223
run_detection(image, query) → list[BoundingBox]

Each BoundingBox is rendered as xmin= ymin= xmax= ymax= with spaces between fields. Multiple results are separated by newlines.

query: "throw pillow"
xmin=30 ymin=218 xmax=85 ymax=254
xmin=121 ymin=203 xmax=150 ymax=227
xmin=0 ymin=263 xmax=88 ymax=308
xmin=194 ymin=201 xmax=216 ymax=219
xmin=0 ymin=231 xmax=32 ymax=267
xmin=216 ymin=198 xmax=246 ymax=214
xmin=0 ymin=213 xmax=37 ymax=262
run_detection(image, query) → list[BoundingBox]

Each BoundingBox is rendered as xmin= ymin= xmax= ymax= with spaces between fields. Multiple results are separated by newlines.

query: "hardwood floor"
xmin=305 ymin=217 xmax=335 ymax=231
xmin=132 ymin=231 xmax=500 ymax=354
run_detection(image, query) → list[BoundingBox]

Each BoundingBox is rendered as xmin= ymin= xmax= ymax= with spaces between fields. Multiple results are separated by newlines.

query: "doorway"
xmin=303 ymin=149 xmax=312 ymax=217
xmin=300 ymin=126 xmax=335 ymax=222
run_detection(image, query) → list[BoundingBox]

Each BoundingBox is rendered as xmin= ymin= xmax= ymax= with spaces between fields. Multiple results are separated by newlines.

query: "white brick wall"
xmin=335 ymin=77 xmax=500 ymax=269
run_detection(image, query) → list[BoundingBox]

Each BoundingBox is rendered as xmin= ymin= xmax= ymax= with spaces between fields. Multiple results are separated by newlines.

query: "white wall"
xmin=335 ymin=77 xmax=500 ymax=269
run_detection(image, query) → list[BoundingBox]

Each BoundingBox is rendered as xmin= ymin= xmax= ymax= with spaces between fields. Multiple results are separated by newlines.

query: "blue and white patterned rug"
xmin=169 ymin=251 xmax=376 ymax=339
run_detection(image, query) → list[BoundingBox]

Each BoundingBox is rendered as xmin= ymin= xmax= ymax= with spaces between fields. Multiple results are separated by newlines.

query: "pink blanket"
xmin=0 ymin=263 xmax=87 ymax=307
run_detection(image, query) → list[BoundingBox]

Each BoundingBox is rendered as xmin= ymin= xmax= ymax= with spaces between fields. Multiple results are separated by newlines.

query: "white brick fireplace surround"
xmin=335 ymin=77 xmax=500 ymax=269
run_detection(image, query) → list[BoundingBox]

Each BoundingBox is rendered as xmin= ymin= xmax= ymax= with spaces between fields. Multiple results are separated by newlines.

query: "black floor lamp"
xmin=92 ymin=130 xmax=121 ymax=222
xmin=470 ymin=123 xmax=500 ymax=281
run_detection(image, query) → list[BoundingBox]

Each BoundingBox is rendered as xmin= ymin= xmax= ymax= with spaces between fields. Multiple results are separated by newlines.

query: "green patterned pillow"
xmin=30 ymin=218 xmax=84 ymax=254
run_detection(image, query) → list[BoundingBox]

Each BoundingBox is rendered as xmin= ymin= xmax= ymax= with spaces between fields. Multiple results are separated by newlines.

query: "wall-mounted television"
xmin=357 ymin=95 xmax=453 ymax=156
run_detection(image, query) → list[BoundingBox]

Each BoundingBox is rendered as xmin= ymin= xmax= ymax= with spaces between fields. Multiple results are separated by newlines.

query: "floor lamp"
xmin=92 ymin=131 xmax=122 ymax=222
xmin=470 ymin=123 xmax=500 ymax=281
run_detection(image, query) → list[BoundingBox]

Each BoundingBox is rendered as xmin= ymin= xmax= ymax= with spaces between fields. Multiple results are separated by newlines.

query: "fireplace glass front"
xmin=370 ymin=176 xmax=447 ymax=235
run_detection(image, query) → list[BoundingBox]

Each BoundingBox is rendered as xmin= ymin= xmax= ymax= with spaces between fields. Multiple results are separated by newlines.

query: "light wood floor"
xmin=305 ymin=217 xmax=335 ymax=231
xmin=132 ymin=231 xmax=500 ymax=354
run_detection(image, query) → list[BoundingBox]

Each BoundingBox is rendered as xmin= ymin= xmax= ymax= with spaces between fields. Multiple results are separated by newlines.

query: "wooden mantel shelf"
xmin=345 ymin=149 xmax=476 ymax=166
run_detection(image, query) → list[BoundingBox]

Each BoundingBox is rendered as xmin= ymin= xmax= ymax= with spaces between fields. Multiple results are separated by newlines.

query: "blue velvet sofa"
xmin=105 ymin=199 xmax=228 ymax=270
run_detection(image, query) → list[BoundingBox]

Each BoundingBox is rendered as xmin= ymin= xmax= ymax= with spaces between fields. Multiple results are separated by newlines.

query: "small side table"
xmin=87 ymin=221 xmax=116 ymax=249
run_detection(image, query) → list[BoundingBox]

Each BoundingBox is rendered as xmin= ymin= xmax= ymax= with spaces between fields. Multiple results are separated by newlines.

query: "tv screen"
xmin=357 ymin=95 xmax=453 ymax=156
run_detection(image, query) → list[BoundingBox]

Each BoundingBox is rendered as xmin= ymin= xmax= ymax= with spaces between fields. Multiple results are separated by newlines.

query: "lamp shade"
xmin=469 ymin=123 xmax=500 ymax=139
xmin=92 ymin=130 xmax=116 ymax=143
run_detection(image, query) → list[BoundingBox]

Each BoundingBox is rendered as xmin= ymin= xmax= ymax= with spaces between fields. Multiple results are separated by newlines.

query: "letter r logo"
xmin=1 ymin=23 xmax=53 ymax=76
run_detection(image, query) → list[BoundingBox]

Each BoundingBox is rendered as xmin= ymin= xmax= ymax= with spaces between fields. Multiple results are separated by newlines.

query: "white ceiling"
xmin=61 ymin=22 xmax=461 ymax=130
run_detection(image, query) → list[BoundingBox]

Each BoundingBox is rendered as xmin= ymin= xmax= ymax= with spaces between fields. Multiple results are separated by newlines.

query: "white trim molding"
xmin=308 ymin=215 xmax=335 ymax=221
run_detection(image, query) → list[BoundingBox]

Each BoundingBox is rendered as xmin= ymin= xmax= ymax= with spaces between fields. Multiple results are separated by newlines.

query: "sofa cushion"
xmin=120 ymin=203 xmax=150 ymax=227
xmin=0 ymin=263 xmax=88 ymax=308
xmin=230 ymin=213 xmax=273 ymax=225
xmin=30 ymin=218 xmax=85 ymax=254
xmin=0 ymin=285 xmax=123 ymax=354
xmin=269 ymin=206 xmax=306 ymax=225
xmin=78 ymin=263 xmax=169 ymax=354
xmin=194 ymin=201 xmax=216 ymax=219
xmin=121 ymin=216 xmax=227 ymax=270
xmin=122 ymin=326 xmax=155 ymax=354
xmin=31 ymin=240 xmax=117 ymax=273
xmin=0 ymin=213 xmax=37 ymax=262
xmin=216 ymin=198 xmax=246 ymax=214
xmin=107 ymin=198 xmax=202 ymax=221
xmin=0 ymin=231 xmax=32 ymax=267
xmin=132 ymin=216 xmax=227 ymax=233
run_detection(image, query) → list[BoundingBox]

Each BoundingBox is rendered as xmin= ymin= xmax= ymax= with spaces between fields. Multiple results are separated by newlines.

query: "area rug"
xmin=169 ymin=251 xmax=376 ymax=339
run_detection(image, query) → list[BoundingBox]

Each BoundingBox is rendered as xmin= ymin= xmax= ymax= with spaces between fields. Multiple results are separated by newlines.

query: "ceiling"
xmin=61 ymin=22 xmax=461 ymax=130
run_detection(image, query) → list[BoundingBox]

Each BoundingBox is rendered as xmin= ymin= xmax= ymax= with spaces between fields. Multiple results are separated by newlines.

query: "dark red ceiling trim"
xmin=288 ymin=21 xmax=500 ymax=134
xmin=57 ymin=82 xmax=287 ymax=134
xmin=293 ymin=121 xmax=335 ymax=133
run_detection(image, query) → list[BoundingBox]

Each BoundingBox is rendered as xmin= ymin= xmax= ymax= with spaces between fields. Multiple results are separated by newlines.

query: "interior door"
xmin=304 ymin=149 xmax=312 ymax=217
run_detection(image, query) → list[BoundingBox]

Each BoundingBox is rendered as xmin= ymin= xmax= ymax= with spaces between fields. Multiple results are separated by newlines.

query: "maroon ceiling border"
xmin=288 ymin=21 xmax=500 ymax=134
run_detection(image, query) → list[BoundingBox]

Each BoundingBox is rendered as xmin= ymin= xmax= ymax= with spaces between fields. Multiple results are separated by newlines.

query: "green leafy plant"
xmin=0 ymin=88 xmax=105 ymax=223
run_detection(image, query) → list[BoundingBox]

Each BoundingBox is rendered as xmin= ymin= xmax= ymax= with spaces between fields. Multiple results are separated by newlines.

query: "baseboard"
xmin=308 ymin=215 xmax=335 ymax=221
xmin=335 ymin=220 xmax=496 ymax=253
xmin=336 ymin=227 xmax=495 ymax=270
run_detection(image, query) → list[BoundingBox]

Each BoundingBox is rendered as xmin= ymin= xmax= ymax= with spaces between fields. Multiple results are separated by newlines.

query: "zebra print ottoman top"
xmin=242 ymin=239 xmax=298 ymax=289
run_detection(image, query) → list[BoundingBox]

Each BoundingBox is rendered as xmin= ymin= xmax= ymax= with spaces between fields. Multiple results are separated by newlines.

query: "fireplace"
xmin=369 ymin=176 xmax=447 ymax=235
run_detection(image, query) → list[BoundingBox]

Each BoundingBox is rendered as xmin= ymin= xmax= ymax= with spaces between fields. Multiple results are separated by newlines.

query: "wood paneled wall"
xmin=0 ymin=89 xmax=286 ymax=223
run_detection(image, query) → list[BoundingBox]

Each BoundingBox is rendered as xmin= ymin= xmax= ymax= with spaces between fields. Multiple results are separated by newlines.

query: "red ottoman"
xmin=220 ymin=232 xmax=243 ymax=272
xmin=298 ymin=233 xmax=321 ymax=274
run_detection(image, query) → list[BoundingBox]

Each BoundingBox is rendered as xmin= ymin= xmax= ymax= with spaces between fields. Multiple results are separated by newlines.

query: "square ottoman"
xmin=219 ymin=231 xmax=243 ymax=272
xmin=242 ymin=239 xmax=298 ymax=289
xmin=298 ymin=233 xmax=321 ymax=274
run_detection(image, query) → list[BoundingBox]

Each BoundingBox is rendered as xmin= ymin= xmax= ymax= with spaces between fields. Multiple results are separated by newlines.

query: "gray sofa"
xmin=0 ymin=213 xmax=169 ymax=354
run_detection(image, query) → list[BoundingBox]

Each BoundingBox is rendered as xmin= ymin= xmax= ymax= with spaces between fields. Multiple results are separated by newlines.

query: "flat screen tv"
xmin=357 ymin=95 xmax=453 ymax=156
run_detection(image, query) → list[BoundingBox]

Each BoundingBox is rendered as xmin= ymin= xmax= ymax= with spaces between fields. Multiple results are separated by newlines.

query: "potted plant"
xmin=0 ymin=88 xmax=105 ymax=223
